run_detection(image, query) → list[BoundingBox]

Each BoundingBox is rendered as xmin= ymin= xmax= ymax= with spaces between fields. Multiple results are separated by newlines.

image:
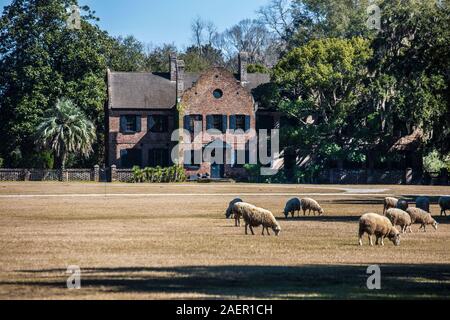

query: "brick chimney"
xmin=176 ymin=59 xmax=185 ymax=101
xmin=170 ymin=53 xmax=177 ymax=82
xmin=238 ymin=52 xmax=248 ymax=83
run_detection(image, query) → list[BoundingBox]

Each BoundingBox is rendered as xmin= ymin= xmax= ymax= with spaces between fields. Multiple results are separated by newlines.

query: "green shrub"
xmin=243 ymin=164 xmax=262 ymax=183
xmin=247 ymin=63 xmax=269 ymax=74
xmin=132 ymin=165 xmax=186 ymax=183
xmin=423 ymin=150 xmax=448 ymax=173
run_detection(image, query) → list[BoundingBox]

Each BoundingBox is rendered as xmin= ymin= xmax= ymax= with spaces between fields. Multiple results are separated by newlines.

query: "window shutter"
xmin=222 ymin=115 xmax=227 ymax=133
xmin=120 ymin=116 xmax=127 ymax=133
xmin=163 ymin=116 xmax=169 ymax=132
xmin=148 ymin=115 xmax=155 ymax=131
xmin=245 ymin=116 xmax=251 ymax=131
xmin=184 ymin=115 xmax=191 ymax=131
xmin=136 ymin=115 xmax=142 ymax=132
xmin=229 ymin=115 xmax=236 ymax=130
xmin=206 ymin=115 xmax=213 ymax=130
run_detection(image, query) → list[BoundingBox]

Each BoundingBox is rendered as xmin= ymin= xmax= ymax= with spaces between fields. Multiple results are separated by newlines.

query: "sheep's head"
xmin=273 ymin=225 xmax=281 ymax=236
xmin=319 ymin=208 xmax=324 ymax=216
xmin=283 ymin=209 xmax=289 ymax=218
xmin=432 ymin=219 xmax=438 ymax=231
xmin=388 ymin=228 xmax=401 ymax=246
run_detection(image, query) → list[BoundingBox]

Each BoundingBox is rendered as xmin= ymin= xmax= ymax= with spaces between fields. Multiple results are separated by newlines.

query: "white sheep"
xmin=283 ymin=198 xmax=301 ymax=218
xmin=439 ymin=196 xmax=450 ymax=216
xmin=225 ymin=198 xmax=243 ymax=226
xmin=415 ymin=196 xmax=430 ymax=213
xmin=383 ymin=197 xmax=399 ymax=215
xmin=300 ymin=198 xmax=324 ymax=216
xmin=234 ymin=202 xmax=281 ymax=236
xmin=385 ymin=208 xmax=412 ymax=234
xmin=359 ymin=213 xmax=401 ymax=246
xmin=406 ymin=207 xmax=438 ymax=232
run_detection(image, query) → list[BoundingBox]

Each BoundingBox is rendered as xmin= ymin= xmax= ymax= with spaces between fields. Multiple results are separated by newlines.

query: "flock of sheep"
xmin=224 ymin=196 xmax=450 ymax=247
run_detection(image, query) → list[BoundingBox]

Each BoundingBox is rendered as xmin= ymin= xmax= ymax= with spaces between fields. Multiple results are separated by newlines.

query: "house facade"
xmin=106 ymin=53 xmax=281 ymax=179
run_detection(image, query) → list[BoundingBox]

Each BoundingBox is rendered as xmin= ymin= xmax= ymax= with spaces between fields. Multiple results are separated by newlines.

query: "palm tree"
xmin=36 ymin=98 xmax=96 ymax=170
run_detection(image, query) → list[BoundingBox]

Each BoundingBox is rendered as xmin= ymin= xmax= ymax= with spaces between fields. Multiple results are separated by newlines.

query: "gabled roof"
xmin=107 ymin=72 xmax=176 ymax=110
xmin=107 ymin=70 xmax=270 ymax=110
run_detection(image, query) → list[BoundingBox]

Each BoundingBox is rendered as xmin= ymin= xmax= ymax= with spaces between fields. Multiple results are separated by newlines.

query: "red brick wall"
xmin=180 ymin=67 xmax=257 ymax=178
xmin=107 ymin=68 xmax=268 ymax=179
xmin=108 ymin=110 xmax=176 ymax=167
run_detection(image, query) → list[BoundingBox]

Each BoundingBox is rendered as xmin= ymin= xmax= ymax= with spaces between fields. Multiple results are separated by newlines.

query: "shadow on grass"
xmin=8 ymin=264 xmax=450 ymax=299
xmin=402 ymin=195 xmax=444 ymax=204
xmin=283 ymin=216 xmax=360 ymax=223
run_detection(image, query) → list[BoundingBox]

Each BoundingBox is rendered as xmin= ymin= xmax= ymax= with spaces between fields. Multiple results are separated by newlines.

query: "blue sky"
xmin=0 ymin=0 xmax=265 ymax=48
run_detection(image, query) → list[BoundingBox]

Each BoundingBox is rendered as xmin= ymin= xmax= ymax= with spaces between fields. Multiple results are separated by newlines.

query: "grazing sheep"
xmin=359 ymin=213 xmax=401 ymax=246
xmin=439 ymin=196 xmax=450 ymax=216
xmin=415 ymin=196 xmax=430 ymax=213
xmin=283 ymin=198 xmax=301 ymax=218
xmin=385 ymin=208 xmax=412 ymax=234
xmin=234 ymin=202 xmax=281 ymax=236
xmin=300 ymin=198 xmax=324 ymax=216
xmin=225 ymin=198 xmax=243 ymax=226
xmin=383 ymin=197 xmax=398 ymax=215
xmin=406 ymin=207 xmax=438 ymax=232
xmin=396 ymin=199 xmax=409 ymax=211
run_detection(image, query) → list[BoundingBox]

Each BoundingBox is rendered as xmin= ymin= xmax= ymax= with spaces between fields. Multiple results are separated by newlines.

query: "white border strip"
xmin=0 ymin=193 xmax=393 ymax=198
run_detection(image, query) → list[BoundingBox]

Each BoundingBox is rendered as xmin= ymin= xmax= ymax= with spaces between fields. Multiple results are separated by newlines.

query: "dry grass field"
xmin=0 ymin=182 xmax=449 ymax=300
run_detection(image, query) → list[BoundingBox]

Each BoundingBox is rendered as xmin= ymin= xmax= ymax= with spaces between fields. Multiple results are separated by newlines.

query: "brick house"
xmin=106 ymin=53 xmax=281 ymax=179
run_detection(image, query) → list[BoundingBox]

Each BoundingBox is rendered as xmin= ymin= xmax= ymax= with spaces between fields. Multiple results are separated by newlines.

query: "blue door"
xmin=211 ymin=164 xmax=224 ymax=179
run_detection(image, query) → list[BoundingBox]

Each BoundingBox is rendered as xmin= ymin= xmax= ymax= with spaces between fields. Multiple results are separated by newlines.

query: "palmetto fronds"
xmin=36 ymin=98 xmax=96 ymax=169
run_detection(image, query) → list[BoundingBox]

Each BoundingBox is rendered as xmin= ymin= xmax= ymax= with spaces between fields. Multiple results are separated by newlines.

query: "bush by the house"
xmin=132 ymin=165 xmax=186 ymax=183
xmin=423 ymin=150 xmax=450 ymax=173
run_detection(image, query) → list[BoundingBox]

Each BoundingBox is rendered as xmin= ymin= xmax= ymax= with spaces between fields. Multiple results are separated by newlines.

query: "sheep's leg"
xmin=303 ymin=209 xmax=306 ymax=216
xmin=358 ymin=229 xmax=364 ymax=246
xmin=369 ymin=235 xmax=374 ymax=246
xmin=267 ymin=228 xmax=271 ymax=236
xmin=423 ymin=224 xmax=427 ymax=233
xmin=249 ymin=225 xmax=255 ymax=235
xmin=245 ymin=224 xmax=248 ymax=235
xmin=261 ymin=228 xmax=265 ymax=236
xmin=381 ymin=237 xmax=385 ymax=246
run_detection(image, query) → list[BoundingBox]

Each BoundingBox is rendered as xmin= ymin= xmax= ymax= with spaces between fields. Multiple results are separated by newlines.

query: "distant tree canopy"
xmin=270 ymin=0 xmax=450 ymax=173
xmin=0 ymin=0 xmax=448 ymax=170
xmin=0 ymin=0 xmax=110 ymax=168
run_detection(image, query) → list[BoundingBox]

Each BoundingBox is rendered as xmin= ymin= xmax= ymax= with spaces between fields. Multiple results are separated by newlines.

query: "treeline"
xmin=0 ymin=0 xmax=449 ymax=173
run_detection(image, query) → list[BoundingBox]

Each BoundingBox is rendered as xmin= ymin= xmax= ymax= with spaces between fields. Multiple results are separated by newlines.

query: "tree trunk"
xmin=61 ymin=152 xmax=67 ymax=171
